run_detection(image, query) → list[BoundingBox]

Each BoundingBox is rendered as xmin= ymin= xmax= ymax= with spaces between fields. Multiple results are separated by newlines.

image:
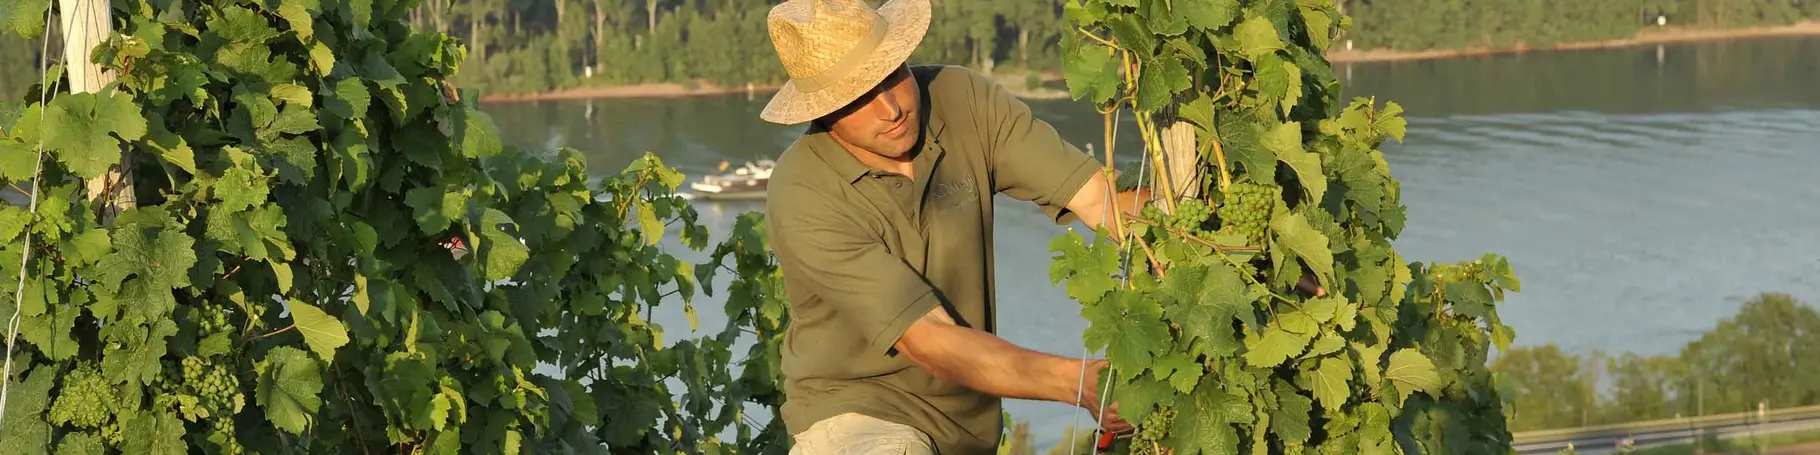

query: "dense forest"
xmin=2 ymin=0 xmax=1818 ymax=97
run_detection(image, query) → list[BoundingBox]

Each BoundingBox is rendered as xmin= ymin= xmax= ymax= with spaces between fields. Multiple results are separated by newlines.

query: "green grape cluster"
xmin=1168 ymin=199 xmax=1214 ymax=234
xmin=181 ymin=356 xmax=241 ymax=412
xmin=197 ymin=306 xmax=232 ymax=335
xmin=49 ymin=366 xmax=112 ymax=429
xmin=1216 ymin=182 xmax=1278 ymax=245
xmin=1126 ymin=406 xmax=1179 ymax=455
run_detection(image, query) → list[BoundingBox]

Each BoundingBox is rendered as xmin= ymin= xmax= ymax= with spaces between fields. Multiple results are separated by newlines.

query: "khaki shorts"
xmin=788 ymin=413 xmax=936 ymax=455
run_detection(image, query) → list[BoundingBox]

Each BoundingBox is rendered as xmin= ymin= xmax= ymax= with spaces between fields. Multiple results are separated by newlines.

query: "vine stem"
xmin=1077 ymin=27 xmax=1117 ymax=48
xmin=260 ymin=324 xmax=297 ymax=338
xmin=1209 ymin=138 xmax=1232 ymax=192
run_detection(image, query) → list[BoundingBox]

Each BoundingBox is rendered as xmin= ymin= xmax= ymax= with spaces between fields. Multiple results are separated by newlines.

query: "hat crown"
xmin=767 ymin=0 xmax=890 ymax=89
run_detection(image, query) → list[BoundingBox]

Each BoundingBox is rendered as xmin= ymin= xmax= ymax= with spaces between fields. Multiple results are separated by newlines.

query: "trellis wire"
xmin=1 ymin=0 xmax=82 ymax=437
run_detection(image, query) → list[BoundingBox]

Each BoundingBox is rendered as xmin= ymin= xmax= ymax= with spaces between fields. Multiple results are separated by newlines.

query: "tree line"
xmin=1345 ymin=0 xmax=1820 ymax=51
xmin=2 ymin=1 xmax=1819 ymax=98
xmin=995 ymin=292 xmax=1820 ymax=452
xmin=1488 ymin=292 xmax=1820 ymax=432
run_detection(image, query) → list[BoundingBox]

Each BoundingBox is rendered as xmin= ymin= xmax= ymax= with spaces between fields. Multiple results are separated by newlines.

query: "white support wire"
xmin=1071 ymin=125 xmax=1151 ymax=455
xmin=0 ymin=0 xmax=78 ymax=435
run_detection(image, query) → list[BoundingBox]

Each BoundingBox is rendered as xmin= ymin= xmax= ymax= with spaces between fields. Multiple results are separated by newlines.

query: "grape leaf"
xmin=144 ymin=126 xmax=198 ymax=175
xmin=1166 ymin=258 xmax=1254 ymax=356
xmin=1244 ymin=326 xmax=1310 ymax=368
xmin=406 ymin=187 xmax=467 ymax=234
xmin=1143 ymin=0 xmax=1187 ymax=36
xmin=120 ymin=409 xmax=186 ymax=455
xmin=308 ymin=41 xmax=335 ymax=76
xmin=32 ymin=90 xmax=148 ymax=179
xmin=1234 ymin=16 xmax=1284 ymax=59
xmin=1386 ymin=348 xmax=1441 ymax=405
xmin=1305 ymin=332 xmax=1344 ymax=358
xmin=20 ymin=299 xmax=79 ymax=360
xmin=54 ymin=433 xmax=104 ymax=455
xmin=1272 ymin=384 xmax=1314 ymax=445
xmin=93 ymin=224 xmax=197 ymax=293
xmin=1083 ymin=290 xmax=1169 ymax=382
xmin=1302 ymin=356 xmax=1352 ymax=411
xmin=455 ymin=106 xmax=502 ymax=158
xmin=270 ymin=83 xmax=313 ymax=108
xmin=325 ymin=78 xmax=370 ymax=120
xmin=1064 ymin=42 xmax=1119 ymax=104
xmin=1113 ymin=372 xmax=1171 ymax=424
xmin=1270 ymin=212 xmax=1334 ymax=289
xmin=288 ymin=299 xmax=349 ymax=362
xmin=1262 ymin=121 xmax=1326 ymax=204
xmin=1279 ymin=59 xmax=1304 ymax=116
xmin=1377 ymin=102 xmax=1408 ymax=142
xmin=257 ymin=346 xmax=325 ymax=434
xmin=102 ymin=319 xmax=177 ymax=385
xmin=1179 ymin=93 xmax=1217 ymax=133
xmin=0 ymin=366 xmax=52 ymax=451
xmin=1136 ymin=57 xmax=1190 ymax=112
xmin=0 ymin=0 xmax=49 ymax=39
xmin=276 ymin=0 xmax=318 ymax=41
xmin=1300 ymin=6 xmax=1334 ymax=51
xmin=1048 ymin=231 xmax=1121 ymax=303
xmin=1108 ymin=13 xmax=1155 ymax=54
xmin=1303 ymin=296 xmax=1340 ymax=323
xmin=1166 ymin=376 xmax=1246 ymax=455
xmin=479 ymin=208 xmax=530 ymax=281
xmin=1216 ymin=109 xmax=1275 ymax=181
xmin=211 ymin=5 xmax=279 ymax=43
xmin=0 ymin=205 xmax=26 ymax=243
xmin=1181 ymin=0 xmax=1239 ymax=30
xmin=63 ymin=228 xmax=111 ymax=266
xmin=1152 ymin=352 xmax=1201 ymax=393
xmin=0 ymin=136 xmax=37 ymax=181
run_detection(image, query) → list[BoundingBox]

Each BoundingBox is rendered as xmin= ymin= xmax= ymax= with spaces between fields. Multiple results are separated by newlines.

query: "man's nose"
xmin=872 ymin=89 xmax=904 ymax=122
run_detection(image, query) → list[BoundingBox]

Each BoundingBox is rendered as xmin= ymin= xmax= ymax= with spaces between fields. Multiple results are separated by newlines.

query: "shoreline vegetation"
xmin=477 ymin=21 xmax=1820 ymax=104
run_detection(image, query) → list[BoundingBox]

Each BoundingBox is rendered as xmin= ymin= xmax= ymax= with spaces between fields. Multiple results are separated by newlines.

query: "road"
xmin=1513 ymin=406 xmax=1820 ymax=455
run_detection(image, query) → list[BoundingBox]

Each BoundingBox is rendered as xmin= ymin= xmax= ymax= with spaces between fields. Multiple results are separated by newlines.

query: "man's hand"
xmin=1079 ymin=360 xmax=1134 ymax=434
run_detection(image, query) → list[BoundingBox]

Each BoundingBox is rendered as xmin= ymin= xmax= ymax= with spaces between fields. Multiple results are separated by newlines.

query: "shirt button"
xmin=893 ymin=180 xmax=904 ymax=188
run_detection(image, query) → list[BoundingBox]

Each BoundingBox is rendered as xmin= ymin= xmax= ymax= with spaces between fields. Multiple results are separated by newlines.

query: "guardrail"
xmin=1511 ymin=404 xmax=1820 ymax=454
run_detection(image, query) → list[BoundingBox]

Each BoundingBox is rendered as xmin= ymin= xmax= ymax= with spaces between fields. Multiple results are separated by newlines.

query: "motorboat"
xmin=684 ymin=159 xmax=773 ymax=201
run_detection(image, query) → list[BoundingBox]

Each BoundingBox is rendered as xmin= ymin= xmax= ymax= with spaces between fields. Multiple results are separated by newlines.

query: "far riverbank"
xmin=477 ymin=21 xmax=1820 ymax=104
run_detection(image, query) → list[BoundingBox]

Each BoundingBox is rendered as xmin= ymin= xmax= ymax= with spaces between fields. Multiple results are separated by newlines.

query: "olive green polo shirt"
xmin=765 ymin=64 xmax=1104 ymax=455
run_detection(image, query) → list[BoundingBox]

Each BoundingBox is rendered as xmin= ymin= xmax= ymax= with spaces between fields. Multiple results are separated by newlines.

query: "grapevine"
xmin=0 ymin=0 xmax=787 ymax=453
xmin=1051 ymin=0 xmax=1523 ymax=454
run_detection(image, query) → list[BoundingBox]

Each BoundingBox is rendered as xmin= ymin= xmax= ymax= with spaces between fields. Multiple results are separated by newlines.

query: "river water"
xmin=482 ymin=36 xmax=1820 ymax=446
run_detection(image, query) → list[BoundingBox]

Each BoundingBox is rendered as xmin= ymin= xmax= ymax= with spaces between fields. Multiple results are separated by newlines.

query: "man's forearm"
xmin=895 ymin=310 xmax=1086 ymax=405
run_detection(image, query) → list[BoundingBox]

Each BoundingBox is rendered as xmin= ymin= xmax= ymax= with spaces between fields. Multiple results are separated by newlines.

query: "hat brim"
xmin=759 ymin=0 xmax=931 ymax=125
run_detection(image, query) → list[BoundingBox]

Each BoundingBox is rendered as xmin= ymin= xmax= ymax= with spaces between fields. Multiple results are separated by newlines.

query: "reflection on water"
xmin=483 ymin=36 xmax=1820 ymax=449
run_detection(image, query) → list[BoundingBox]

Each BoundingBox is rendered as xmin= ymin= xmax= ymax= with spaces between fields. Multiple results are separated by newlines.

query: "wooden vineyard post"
xmin=60 ymin=0 xmax=134 ymax=217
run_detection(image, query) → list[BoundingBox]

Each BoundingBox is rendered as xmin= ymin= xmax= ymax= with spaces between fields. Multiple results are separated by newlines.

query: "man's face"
xmin=825 ymin=65 xmax=921 ymax=160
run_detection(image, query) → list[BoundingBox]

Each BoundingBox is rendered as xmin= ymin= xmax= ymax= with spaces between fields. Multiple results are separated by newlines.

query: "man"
xmin=757 ymin=0 xmax=1149 ymax=453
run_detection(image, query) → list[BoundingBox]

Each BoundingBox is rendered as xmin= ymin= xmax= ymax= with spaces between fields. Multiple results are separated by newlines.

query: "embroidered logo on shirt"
xmin=929 ymin=177 xmax=978 ymax=214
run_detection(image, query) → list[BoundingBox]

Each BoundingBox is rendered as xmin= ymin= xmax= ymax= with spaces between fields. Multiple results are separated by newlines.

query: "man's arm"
xmin=1065 ymin=169 xmax=1151 ymax=234
xmin=893 ymin=307 xmax=1134 ymax=433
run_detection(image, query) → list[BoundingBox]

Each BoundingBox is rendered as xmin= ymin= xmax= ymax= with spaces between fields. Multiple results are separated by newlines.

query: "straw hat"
xmin=759 ymin=0 xmax=931 ymax=125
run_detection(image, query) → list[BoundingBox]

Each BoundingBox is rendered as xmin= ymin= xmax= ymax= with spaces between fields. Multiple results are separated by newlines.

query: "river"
xmin=481 ymin=36 xmax=1820 ymax=447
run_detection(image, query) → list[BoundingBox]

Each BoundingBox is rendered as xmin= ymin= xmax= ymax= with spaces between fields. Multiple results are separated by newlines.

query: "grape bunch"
xmin=49 ymin=365 xmax=112 ymax=429
xmin=1127 ymin=405 xmax=1179 ymax=455
xmin=181 ymin=356 xmax=241 ymax=413
xmin=1167 ymin=199 xmax=1214 ymax=234
xmin=1216 ymin=182 xmax=1278 ymax=245
xmin=197 ymin=305 xmax=233 ymax=335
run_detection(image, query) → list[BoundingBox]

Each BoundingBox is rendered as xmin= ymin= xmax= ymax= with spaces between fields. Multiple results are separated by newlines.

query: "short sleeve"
xmin=971 ymin=70 xmax=1104 ymax=224
xmin=769 ymin=188 xmax=943 ymax=356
